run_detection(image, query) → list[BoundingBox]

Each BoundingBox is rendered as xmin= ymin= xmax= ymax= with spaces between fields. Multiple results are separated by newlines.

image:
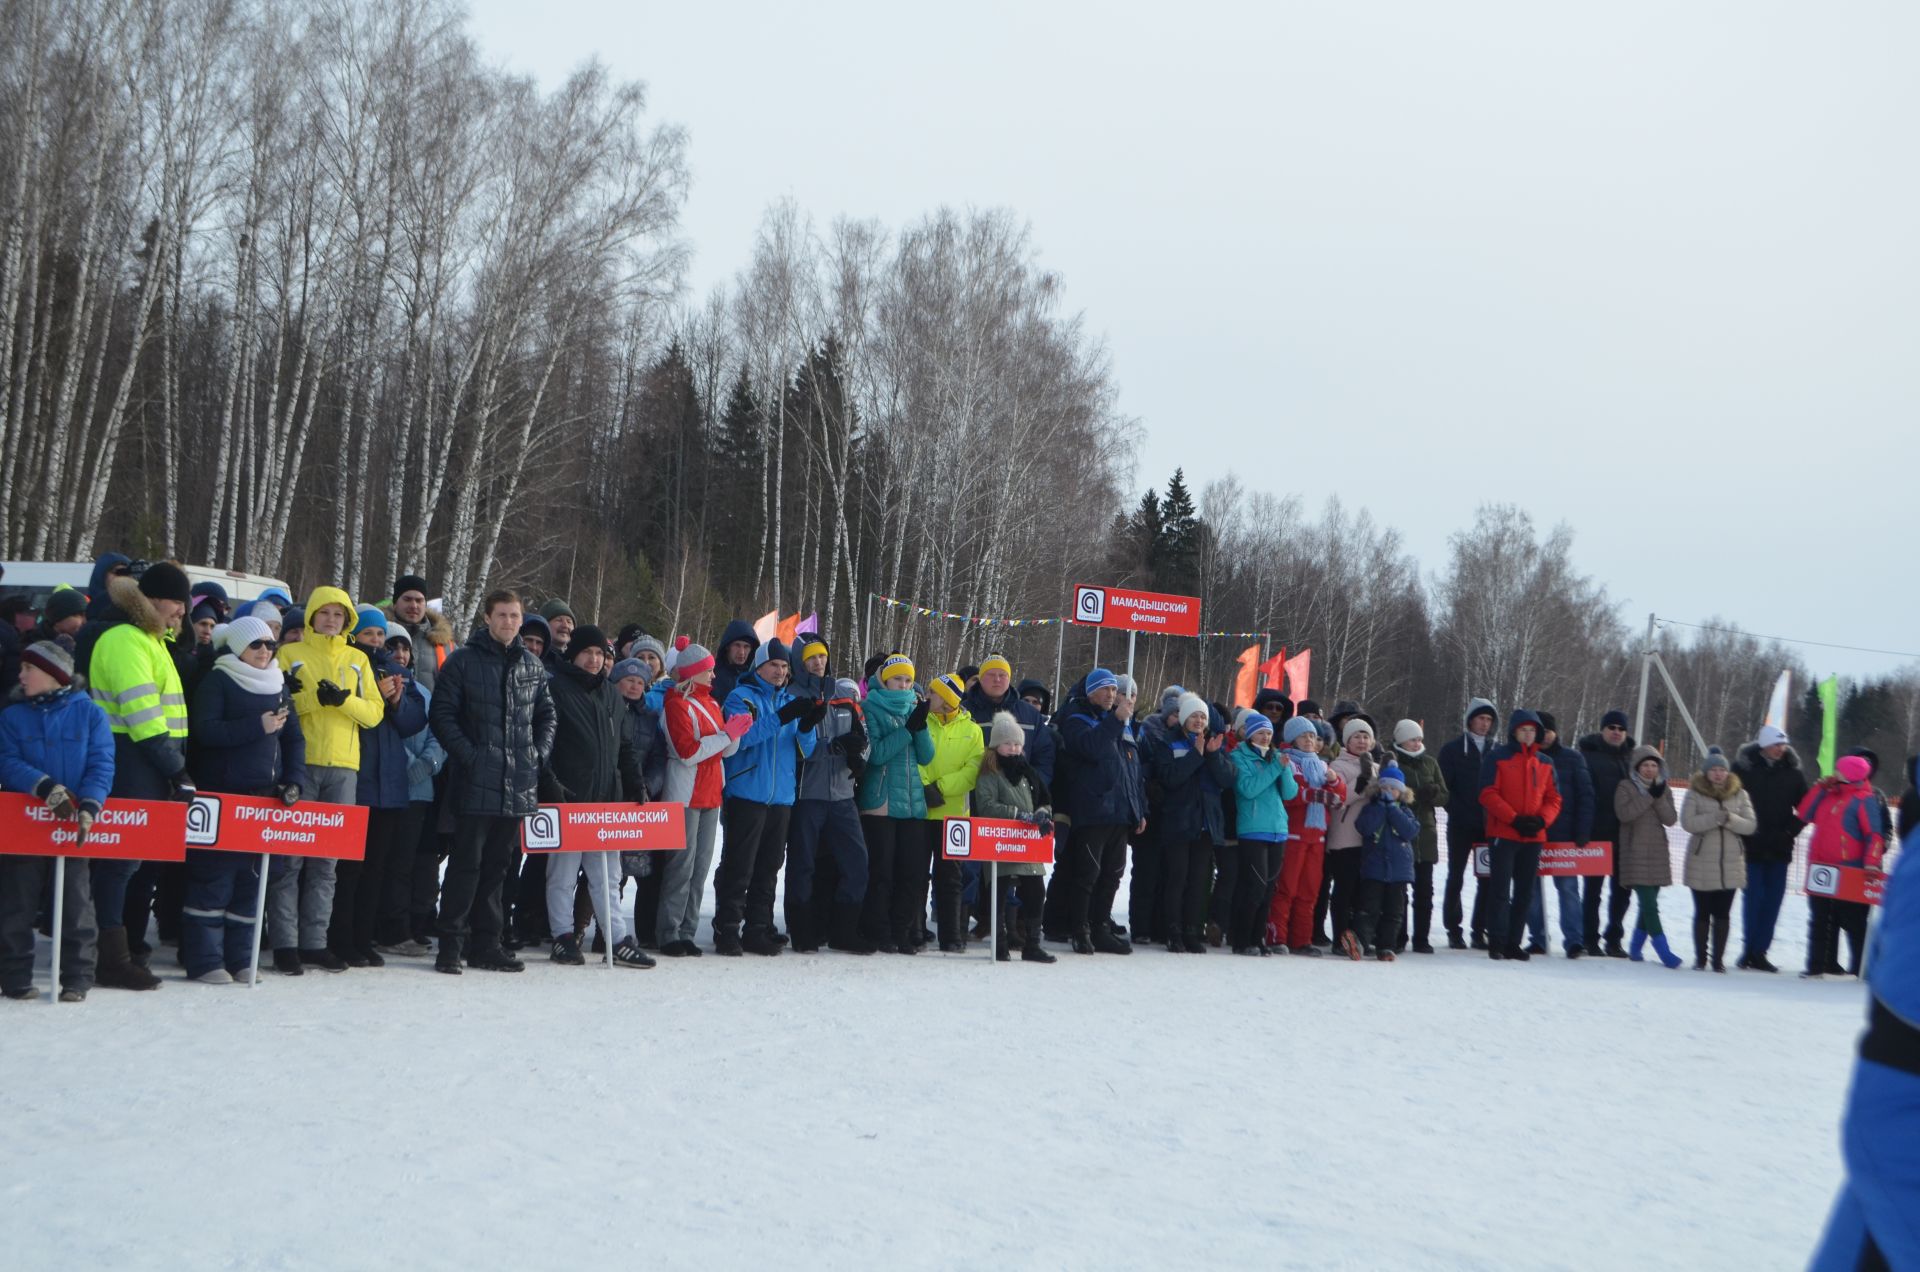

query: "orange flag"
xmin=1232 ymin=644 xmax=1262 ymax=709
xmin=776 ymin=612 xmax=802 ymax=646
xmin=1258 ymin=647 xmax=1287 ymax=691
xmin=1282 ymin=649 xmax=1311 ymax=703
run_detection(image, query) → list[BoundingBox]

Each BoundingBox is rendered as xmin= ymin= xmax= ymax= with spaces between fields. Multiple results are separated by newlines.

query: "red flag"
xmin=1282 ymin=649 xmax=1311 ymax=703
xmin=1258 ymin=647 xmax=1287 ymax=691
xmin=1232 ymin=644 xmax=1262 ymax=710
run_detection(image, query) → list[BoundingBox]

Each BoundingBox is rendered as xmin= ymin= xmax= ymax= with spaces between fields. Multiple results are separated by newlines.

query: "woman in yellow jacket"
xmin=270 ymin=585 xmax=384 ymax=973
xmin=921 ymin=672 xmax=984 ymax=952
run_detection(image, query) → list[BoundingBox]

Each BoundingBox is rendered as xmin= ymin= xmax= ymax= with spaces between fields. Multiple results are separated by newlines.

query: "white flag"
xmin=1762 ymin=669 xmax=1792 ymax=730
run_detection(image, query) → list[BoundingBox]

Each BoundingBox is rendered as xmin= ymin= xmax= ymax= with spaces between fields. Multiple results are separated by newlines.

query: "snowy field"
xmin=3 ymin=878 xmax=1866 ymax=1271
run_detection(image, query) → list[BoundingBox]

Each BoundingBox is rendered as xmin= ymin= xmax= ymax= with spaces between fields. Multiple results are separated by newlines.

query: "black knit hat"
xmin=138 ymin=561 xmax=192 ymax=605
xmin=567 ymin=624 xmax=611 ymax=662
xmin=393 ymin=573 xmax=431 ymax=600
xmin=43 ymin=589 xmax=87 ymax=624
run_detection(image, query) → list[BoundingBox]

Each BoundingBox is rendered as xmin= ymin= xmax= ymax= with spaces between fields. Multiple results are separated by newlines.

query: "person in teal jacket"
xmin=1229 ymin=707 xmax=1298 ymax=955
xmin=858 ymin=653 xmax=934 ymax=952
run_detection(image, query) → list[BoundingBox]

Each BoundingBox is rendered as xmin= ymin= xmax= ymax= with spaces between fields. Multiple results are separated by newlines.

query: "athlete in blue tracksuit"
xmin=1810 ymin=753 xmax=1920 ymax=1269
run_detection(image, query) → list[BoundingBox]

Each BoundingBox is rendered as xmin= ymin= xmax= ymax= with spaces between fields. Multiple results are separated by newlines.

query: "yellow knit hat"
xmin=929 ymin=673 xmax=965 ymax=713
xmin=798 ymin=637 xmax=829 ymax=665
xmin=878 ymin=653 xmax=915 ymax=686
xmin=978 ymin=653 xmax=1012 ymax=680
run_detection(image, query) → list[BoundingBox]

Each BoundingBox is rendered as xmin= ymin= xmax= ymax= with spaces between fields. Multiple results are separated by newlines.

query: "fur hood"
xmin=1689 ymin=770 xmax=1744 ymax=799
xmin=386 ymin=604 xmax=455 ymax=648
xmin=107 ymin=574 xmax=168 ymax=637
xmin=1736 ymin=740 xmax=1802 ymax=771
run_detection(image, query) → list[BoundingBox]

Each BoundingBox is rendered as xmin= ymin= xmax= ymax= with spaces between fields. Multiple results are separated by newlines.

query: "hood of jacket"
xmin=106 ymin=574 xmax=168 ymax=636
xmin=86 ymin=553 xmax=131 ymax=619
xmin=1735 ymin=740 xmax=1802 ymax=772
xmin=303 ymin=586 xmax=359 ymax=635
xmin=1628 ymin=744 xmax=1666 ymax=780
xmin=1463 ymin=697 xmax=1498 ymax=733
xmin=1690 ymin=770 xmax=1744 ymax=799
xmin=717 ymin=618 xmax=760 ymax=663
xmin=1505 ymin=708 xmax=1543 ymax=743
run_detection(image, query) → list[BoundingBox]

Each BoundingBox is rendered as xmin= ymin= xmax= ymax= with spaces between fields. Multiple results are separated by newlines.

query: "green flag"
xmin=1817 ymin=675 xmax=1839 ymax=777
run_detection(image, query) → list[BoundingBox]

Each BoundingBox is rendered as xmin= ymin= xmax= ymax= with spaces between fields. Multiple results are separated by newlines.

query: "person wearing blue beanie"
xmin=1084 ymin=667 xmax=1118 ymax=696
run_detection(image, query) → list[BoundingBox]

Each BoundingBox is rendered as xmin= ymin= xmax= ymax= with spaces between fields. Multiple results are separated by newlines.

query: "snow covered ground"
xmin=3 ymin=879 xmax=1866 ymax=1270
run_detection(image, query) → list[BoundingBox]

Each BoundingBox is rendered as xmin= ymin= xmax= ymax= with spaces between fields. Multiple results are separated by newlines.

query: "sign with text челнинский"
xmin=1069 ymin=584 xmax=1202 ymax=638
xmin=0 ymin=791 xmax=187 ymax=861
xmin=520 ymin=803 xmax=688 ymax=853
xmin=941 ymin=817 xmax=1055 ymax=865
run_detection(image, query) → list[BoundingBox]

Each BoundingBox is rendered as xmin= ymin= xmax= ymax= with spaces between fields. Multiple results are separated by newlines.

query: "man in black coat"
xmin=428 ymin=589 xmax=556 ymax=973
xmin=1437 ymin=697 xmax=1499 ymax=948
xmin=1733 ymin=724 xmax=1809 ymax=973
xmin=1578 ymin=709 xmax=1637 ymax=957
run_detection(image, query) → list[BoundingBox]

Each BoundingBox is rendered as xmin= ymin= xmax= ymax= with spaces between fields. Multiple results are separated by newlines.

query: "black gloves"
xmin=1511 ymin=814 xmax=1545 ymax=838
xmin=905 ymin=700 xmax=930 ymax=733
xmin=1649 ymin=780 xmax=1668 ymax=798
xmin=278 ymin=784 xmax=301 ymax=807
xmin=799 ymin=699 xmax=828 ymax=729
xmin=1574 ymin=837 xmax=1590 ymax=849
xmin=1033 ymin=809 xmax=1055 ymax=836
xmin=285 ymin=670 xmax=304 ymax=695
xmin=923 ymin=782 xmax=943 ymax=809
xmin=315 ymin=680 xmax=350 ymax=707
xmin=173 ymin=773 xmax=199 ymax=803
xmin=776 ymin=698 xmax=810 ymax=724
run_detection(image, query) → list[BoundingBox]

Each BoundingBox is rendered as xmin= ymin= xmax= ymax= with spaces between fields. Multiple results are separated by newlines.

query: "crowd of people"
xmin=0 ymin=557 xmax=1911 ymax=1007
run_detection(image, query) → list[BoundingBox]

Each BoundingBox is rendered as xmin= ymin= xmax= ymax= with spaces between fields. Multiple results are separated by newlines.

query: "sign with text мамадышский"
xmin=1069 ymin=584 xmax=1202 ymax=638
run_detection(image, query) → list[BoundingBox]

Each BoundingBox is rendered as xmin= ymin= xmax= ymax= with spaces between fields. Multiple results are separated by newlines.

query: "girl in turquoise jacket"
xmin=858 ymin=654 xmax=934 ymax=952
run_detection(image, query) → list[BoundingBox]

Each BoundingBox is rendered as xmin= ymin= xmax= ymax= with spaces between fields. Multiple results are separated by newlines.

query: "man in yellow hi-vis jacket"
xmin=88 ymin=562 xmax=195 ymax=991
xmin=271 ymin=585 xmax=383 ymax=974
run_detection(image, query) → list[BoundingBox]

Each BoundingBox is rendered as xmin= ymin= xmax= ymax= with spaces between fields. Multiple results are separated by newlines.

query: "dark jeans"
xmin=1159 ymin=834 xmax=1214 ymax=941
xmin=1326 ymin=847 xmax=1362 ymax=940
xmin=90 ymin=859 xmax=140 ymax=931
xmin=438 ymin=814 xmax=523 ymax=958
xmin=1808 ymin=895 xmax=1871 ymax=975
xmin=1065 ymin=823 xmax=1129 ymax=934
xmin=371 ymin=804 xmax=426 ymax=946
xmin=1484 ymin=839 xmax=1540 ymax=952
xmin=1 ymin=855 xmax=96 ymax=992
xmin=715 ymin=798 xmax=792 ymax=938
xmin=788 ymin=799 xmax=870 ymax=906
xmin=1353 ymin=878 xmax=1407 ymax=952
xmin=1231 ymin=841 xmax=1282 ymax=949
xmin=1042 ymin=821 xmax=1074 ymax=936
xmin=122 ymin=859 xmax=162 ymax=949
xmin=1585 ymin=871 xmax=1632 ymax=947
xmin=1444 ymin=825 xmax=1489 ymax=939
xmin=858 ymin=816 xmax=922 ymax=944
xmin=1129 ymin=831 xmax=1164 ymax=943
xmin=1409 ymin=859 xmax=1436 ymax=947
xmin=1741 ymin=859 xmax=1790 ymax=958
xmin=333 ymin=805 xmax=417 ymax=955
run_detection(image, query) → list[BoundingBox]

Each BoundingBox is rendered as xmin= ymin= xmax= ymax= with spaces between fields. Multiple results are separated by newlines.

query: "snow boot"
xmin=1090 ymin=923 xmax=1131 ymax=955
xmin=713 ymin=928 xmax=745 ymax=957
xmin=300 ymin=947 xmax=347 ymax=973
xmin=1503 ymin=945 xmax=1531 ymax=962
xmin=1070 ymin=927 xmax=1097 ymax=955
xmin=1470 ymin=932 xmax=1489 ymax=951
xmin=1650 ymin=933 xmax=1682 ymax=969
xmin=742 ymin=927 xmax=782 ymax=957
xmin=1748 ymin=953 xmax=1779 ymax=973
xmin=97 ymin=927 xmax=161 ymax=991
xmin=1447 ymin=930 xmax=1467 ymax=950
xmin=1604 ymin=938 xmax=1629 ymax=958
xmin=1414 ymin=940 xmax=1436 ymax=954
xmin=786 ymin=905 xmax=821 ymax=954
xmin=466 ymin=946 xmax=525 ymax=972
xmin=3 ymin=985 xmax=35 ymax=1000
xmin=1182 ymin=929 xmax=1208 ymax=954
xmin=1629 ymin=928 xmax=1648 ymax=962
xmin=1565 ymin=944 xmax=1584 ymax=960
xmin=828 ymin=903 xmax=876 ymax=955
xmin=1711 ymin=912 xmax=1730 ymax=974
xmin=189 ymin=967 xmax=234 ymax=985
xmin=1693 ymin=914 xmax=1710 ymax=970
xmin=551 ymin=933 xmax=585 ymax=965
xmin=1234 ymin=945 xmax=1261 ymax=956
xmin=1021 ymin=938 xmax=1056 ymax=963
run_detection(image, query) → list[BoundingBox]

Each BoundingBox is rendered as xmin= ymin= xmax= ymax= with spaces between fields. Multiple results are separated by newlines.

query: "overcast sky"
xmin=465 ymin=0 xmax=1917 ymax=681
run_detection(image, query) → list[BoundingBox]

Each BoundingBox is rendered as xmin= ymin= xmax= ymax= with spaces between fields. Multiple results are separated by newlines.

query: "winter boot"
xmin=1710 ymin=913 xmax=1730 ymax=974
xmin=1650 ymin=933 xmax=1683 ymax=969
xmin=1183 ymin=927 xmax=1208 ymax=955
xmin=714 ymin=928 xmax=745 ymax=957
xmin=786 ymin=904 xmax=821 ymax=954
xmin=272 ymin=947 xmax=304 ymax=976
xmin=1090 ymin=922 xmax=1131 ymax=955
xmin=742 ymin=927 xmax=782 ymax=957
xmin=57 ymin=988 xmax=86 ymax=1002
xmin=1629 ymin=928 xmax=1648 ymax=962
xmin=300 ymin=947 xmax=347 ymax=973
xmin=1070 ymin=927 xmax=1097 ymax=955
xmin=1021 ymin=937 xmax=1057 ymax=963
xmin=1693 ymin=914 xmax=1710 ymax=970
xmin=828 ymin=903 xmax=876 ymax=955
xmin=96 ymin=927 xmax=161 ymax=991
xmin=1604 ymin=938 xmax=1629 ymax=959
xmin=1447 ymin=930 xmax=1467 ymax=950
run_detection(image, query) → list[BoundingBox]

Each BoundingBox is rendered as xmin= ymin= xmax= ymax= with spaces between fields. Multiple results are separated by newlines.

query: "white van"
xmin=0 ymin=560 xmax=295 ymax=610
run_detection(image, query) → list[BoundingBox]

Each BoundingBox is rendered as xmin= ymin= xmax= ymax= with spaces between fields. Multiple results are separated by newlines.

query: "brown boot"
xmin=97 ymin=927 xmax=161 ymax=991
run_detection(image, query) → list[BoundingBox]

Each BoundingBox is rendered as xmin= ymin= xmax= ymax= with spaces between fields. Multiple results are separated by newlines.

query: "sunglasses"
xmin=1603 ymin=724 xmax=1626 ymax=732
xmin=248 ymin=639 xmax=278 ymax=651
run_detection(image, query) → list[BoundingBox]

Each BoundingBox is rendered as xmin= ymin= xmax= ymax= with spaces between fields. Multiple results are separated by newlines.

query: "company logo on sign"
xmin=185 ymin=795 xmax=222 ymax=846
xmin=1806 ymin=864 xmax=1839 ymax=896
xmin=1474 ymin=845 xmax=1491 ymax=874
xmin=946 ymin=820 xmax=973 ymax=858
xmin=1075 ymin=586 xmax=1106 ymax=624
xmin=525 ymin=808 xmax=562 ymax=851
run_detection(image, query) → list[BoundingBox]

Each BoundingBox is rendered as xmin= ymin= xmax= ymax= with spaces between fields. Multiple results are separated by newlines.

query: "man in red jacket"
xmin=1478 ymin=709 xmax=1563 ymax=962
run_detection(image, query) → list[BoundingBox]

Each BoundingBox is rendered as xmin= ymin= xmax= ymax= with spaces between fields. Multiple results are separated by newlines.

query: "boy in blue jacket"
xmin=1351 ymin=762 xmax=1421 ymax=962
xmin=0 ymin=642 xmax=114 ymax=1000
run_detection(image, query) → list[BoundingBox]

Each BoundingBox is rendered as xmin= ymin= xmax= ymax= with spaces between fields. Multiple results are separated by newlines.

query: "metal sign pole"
xmin=48 ymin=858 xmax=64 ymax=1003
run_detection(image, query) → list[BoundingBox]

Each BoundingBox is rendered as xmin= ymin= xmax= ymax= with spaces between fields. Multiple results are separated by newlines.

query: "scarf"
xmin=866 ymin=685 xmax=917 ymax=722
xmin=1286 ymin=746 xmax=1331 ymax=829
xmin=216 ymin=652 xmax=287 ymax=696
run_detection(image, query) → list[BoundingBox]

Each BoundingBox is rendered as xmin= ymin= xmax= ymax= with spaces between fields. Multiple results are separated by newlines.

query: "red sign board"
xmin=0 ymin=792 xmax=187 ymax=862
xmin=1804 ymin=863 xmax=1885 ymax=907
xmin=1473 ymin=842 xmax=1615 ymax=877
xmin=941 ymin=817 xmax=1055 ymax=865
xmin=186 ymin=793 xmax=367 ymax=860
xmin=521 ymin=803 xmax=687 ymax=853
xmin=1070 ymin=584 xmax=1202 ymax=638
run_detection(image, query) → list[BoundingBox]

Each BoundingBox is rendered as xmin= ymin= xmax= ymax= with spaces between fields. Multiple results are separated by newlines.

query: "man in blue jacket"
xmin=1438 ymin=697 xmax=1498 ymax=949
xmin=1046 ymin=668 xmax=1136 ymax=955
xmin=714 ymin=640 xmax=824 ymax=956
xmin=1522 ymin=711 xmax=1595 ymax=956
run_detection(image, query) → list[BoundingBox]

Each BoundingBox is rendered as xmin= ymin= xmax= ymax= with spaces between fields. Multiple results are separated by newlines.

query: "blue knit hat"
xmin=611 ymin=657 xmax=648 ymax=684
xmin=1379 ymin=762 xmax=1405 ymax=785
xmin=1282 ymin=716 xmax=1319 ymax=746
xmin=353 ymin=605 xmax=388 ymax=635
xmin=1085 ymin=668 xmax=1118 ymax=694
